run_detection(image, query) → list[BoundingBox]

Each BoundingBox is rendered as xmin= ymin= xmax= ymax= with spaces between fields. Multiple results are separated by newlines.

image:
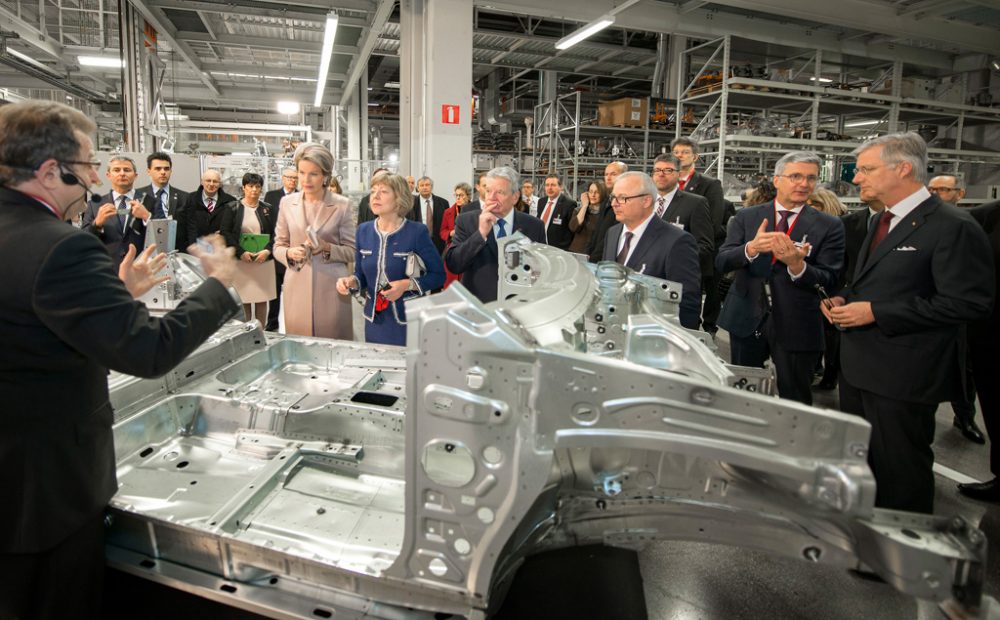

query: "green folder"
xmin=239 ymin=233 xmax=270 ymax=253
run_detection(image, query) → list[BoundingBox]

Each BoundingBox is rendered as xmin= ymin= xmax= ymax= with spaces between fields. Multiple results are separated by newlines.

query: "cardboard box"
xmin=870 ymin=78 xmax=936 ymax=99
xmin=597 ymin=97 xmax=648 ymax=127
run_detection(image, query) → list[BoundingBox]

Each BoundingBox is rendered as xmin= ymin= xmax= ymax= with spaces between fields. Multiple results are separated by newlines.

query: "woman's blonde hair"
xmin=370 ymin=172 xmax=413 ymax=217
xmin=808 ymin=187 xmax=846 ymax=216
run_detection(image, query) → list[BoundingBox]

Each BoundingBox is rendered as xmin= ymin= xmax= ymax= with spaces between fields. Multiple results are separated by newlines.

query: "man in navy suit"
xmin=537 ymin=174 xmax=577 ymax=250
xmin=602 ymin=171 xmax=701 ymax=329
xmin=413 ymin=176 xmax=450 ymax=253
xmin=81 ymin=155 xmax=148 ymax=272
xmin=134 ymin=151 xmax=190 ymax=252
xmin=823 ymin=133 xmax=994 ymax=513
xmin=445 ymin=166 xmax=546 ymax=303
xmin=652 ymin=154 xmax=714 ymax=288
xmin=717 ymin=151 xmax=845 ymax=406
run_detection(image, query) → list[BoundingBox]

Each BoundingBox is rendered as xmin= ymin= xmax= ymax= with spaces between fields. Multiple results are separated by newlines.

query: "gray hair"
xmin=108 ymin=155 xmax=137 ymax=171
xmin=417 ymin=175 xmax=433 ymax=187
xmin=0 ymin=100 xmax=96 ymax=185
xmin=615 ymin=171 xmax=657 ymax=201
xmin=774 ymin=151 xmax=822 ymax=176
xmin=486 ymin=166 xmax=519 ymax=193
xmin=852 ymin=132 xmax=928 ymax=183
xmin=607 ymin=161 xmax=629 ymax=174
xmin=293 ymin=142 xmax=334 ymax=183
xmin=281 ymin=166 xmax=296 ymax=176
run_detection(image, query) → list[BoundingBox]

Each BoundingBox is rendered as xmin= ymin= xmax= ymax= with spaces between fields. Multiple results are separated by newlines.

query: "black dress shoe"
xmin=953 ymin=417 xmax=986 ymax=444
xmin=958 ymin=478 xmax=1000 ymax=502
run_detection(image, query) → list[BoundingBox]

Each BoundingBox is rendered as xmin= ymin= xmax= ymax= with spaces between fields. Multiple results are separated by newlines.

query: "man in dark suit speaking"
xmin=823 ymin=132 xmax=994 ymax=513
xmin=0 ymin=100 xmax=241 ymax=619
xmin=716 ymin=151 xmax=844 ymax=405
xmin=602 ymin=171 xmax=701 ymax=329
xmin=445 ymin=166 xmax=546 ymax=303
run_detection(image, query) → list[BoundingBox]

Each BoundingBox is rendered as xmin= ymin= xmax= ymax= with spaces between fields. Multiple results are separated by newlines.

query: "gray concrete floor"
xmin=637 ymin=329 xmax=999 ymax=619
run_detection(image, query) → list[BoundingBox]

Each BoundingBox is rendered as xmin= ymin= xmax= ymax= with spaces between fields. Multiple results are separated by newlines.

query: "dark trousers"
xmin=265 ymin=262 xmax=285 ymax=331
xmin=729 ymin=332 xmax=769 ymax=368
xmin=0 ymin=512 xmax=105 ymax=619
xmin=839 ymin=379 xmax=937 ymax=514
xmin=970 ymin=330 xmax=999 ymax=475
xmin=701 ymin=272 xmax=722 ymax=330
xmin=820 ymin=323 xmax=840 ymax=386
xmin=950 ymin=342 xmax=978 ymax=424
xmin=768 ymin=341 xmax=821 ymax=406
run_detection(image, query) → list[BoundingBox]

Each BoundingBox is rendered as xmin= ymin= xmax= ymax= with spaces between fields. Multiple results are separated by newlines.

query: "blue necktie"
xmin=155 ymin=188 xmax=166 ymax=219
xmin=496 ymin=219 xmax=507 ymax=238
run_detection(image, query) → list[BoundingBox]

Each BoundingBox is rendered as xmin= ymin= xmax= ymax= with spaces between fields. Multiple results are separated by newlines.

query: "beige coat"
xmin=273 ymin=190 xmax=355 ymax=339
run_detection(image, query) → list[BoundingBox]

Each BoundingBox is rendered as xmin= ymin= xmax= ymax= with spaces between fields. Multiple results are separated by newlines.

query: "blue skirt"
xmin=364 ymin=309 xmax=407 ymax=346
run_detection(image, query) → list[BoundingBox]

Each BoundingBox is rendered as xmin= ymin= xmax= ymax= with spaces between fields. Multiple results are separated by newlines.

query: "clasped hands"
xmin=240 ymin=249 xmax=270 ymax=263
xmin=820 ymin=296 xmax=875 ymax=329
xmin=746 ymin=218 xmax=810 ymax=275
xmin=335 ymin=275 xmax=410 ymax=302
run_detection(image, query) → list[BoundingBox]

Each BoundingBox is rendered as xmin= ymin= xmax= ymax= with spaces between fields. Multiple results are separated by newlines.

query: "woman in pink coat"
xmin=273 ymin=143 xmax=355 ymax=339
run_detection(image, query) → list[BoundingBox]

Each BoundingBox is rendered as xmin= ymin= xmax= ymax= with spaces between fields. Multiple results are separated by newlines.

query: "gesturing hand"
xmin=119 ymin=244 xmax=170 ymax=298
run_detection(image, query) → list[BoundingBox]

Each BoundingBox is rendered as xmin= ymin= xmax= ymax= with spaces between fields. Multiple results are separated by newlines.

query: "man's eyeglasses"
xmin=282 ymin=175 xmax=298 ymax=180
xmin=61 ymin=160 xmax=101 ymax=171
xmin=776 ymin=173 xmax=819 ymax=184
xmin=855 ymin=163 xmax=896 ymax=177
xmin=653 ymin=167 xmax=678 ymax=175
xmin=928 ymin=187 xmax=960 ymax=194
xmin=610 ymin=193 xmax=649 ymax=205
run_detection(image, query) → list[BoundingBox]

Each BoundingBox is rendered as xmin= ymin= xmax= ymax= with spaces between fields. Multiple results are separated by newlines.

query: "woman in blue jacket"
xmin=336 ymin=172 xmax=444 ymax=345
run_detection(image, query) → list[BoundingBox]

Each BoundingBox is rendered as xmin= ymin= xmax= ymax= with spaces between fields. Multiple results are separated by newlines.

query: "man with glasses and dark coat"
xmin=602 ymin=171 xmax=701 ymax=329
xmin=717 ymin=151 xmax=845 ymax=406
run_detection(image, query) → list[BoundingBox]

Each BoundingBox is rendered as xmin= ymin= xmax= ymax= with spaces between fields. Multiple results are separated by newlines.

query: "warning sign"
xmin=441 ymin=105 xmax=460 ymax=125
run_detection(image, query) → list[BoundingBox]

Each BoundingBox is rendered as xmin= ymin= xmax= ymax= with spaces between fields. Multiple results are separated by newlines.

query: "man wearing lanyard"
xmin=81 ymin=155 xmax=148 ymax=272
xmin=444 ymin=166 xmax=545 ymax=303
xmin=414 ymin=176 xmax=449 ymax=253
xmin=135 ymin=152 xmax=189 ymax=251
xmin=717 ymin=151 xmax=845 ymax=405
xmin=538 ymin=174 xmax=577 ymax=250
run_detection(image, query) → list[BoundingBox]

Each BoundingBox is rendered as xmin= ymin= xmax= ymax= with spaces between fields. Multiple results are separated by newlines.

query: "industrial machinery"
xmin=104 ymin=239 xmax=994 ymax=619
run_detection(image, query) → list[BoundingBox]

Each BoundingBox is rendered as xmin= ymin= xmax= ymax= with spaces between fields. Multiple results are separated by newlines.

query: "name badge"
xmin=553 ymin=216 xmax=563 ymax=225
xmin=671 ymin=221 xmax=684 ymax=229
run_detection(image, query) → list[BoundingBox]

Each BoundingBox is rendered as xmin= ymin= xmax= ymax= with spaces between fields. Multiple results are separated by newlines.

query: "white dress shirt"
xmin=616 ymin=210 xmax=657 ymax=265
xmin=884 ymin=187 xmax=931 ymax=232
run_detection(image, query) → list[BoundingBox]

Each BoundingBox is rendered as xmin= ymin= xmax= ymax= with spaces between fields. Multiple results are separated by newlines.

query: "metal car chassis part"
xmin=103 ymin=241 xmax=993 ymax=619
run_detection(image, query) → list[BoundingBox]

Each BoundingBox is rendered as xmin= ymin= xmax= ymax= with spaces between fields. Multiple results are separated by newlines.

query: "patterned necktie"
xmin=425 ymin=198 xmax=431 ymax=226
xmin=496 ymin=219 xmax=507 ymax=238
xmin=616 ymin=231 xmax=634 ymax=264
xmin=776 ymin=210 xmax=793 ymax=233
xmin=155 ymin=189 xmax=166 ymax=218
xmin=118 ymin=195 xmax=128 ymax=230
xmin=655 ymin=196 xmax=666 ymax=218
xmin=868 ymin=211 xmax=894 ymax=254
xmin=541 ymin=199 xmax=555 ymax=226
xmin=206 ymin=197 xmax=215 ymax=213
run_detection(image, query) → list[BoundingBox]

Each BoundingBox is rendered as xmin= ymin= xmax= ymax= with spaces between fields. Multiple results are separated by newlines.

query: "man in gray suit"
xmin=602 ymin=171 xmax=701 ymax=329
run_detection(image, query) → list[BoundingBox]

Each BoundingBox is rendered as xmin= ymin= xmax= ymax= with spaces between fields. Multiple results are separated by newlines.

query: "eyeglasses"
xmin=855 ymin=164 xmax=896 ymax=177
xmin=610 ymin=193 xmax=649 ymax=205
xmin=928 ymin=186 xmax=959 ymax=194
xmin=61 ymin=160 xmax=101 ymax=170
xmin=653 ymin=167 xmax=678 ymax=175
xmin=281 ymin=175 xmax=298 ymax=180
xmin=776 ymin=173 xmax=819 ymax=184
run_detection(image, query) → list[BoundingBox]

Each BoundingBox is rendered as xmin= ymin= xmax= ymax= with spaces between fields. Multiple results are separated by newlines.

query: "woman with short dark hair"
xmin=221 ymin=171 xmax=277 ymax=322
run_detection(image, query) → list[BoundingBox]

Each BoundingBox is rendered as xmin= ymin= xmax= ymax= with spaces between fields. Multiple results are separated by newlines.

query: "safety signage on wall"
xmin=441 ymin=105 xmax=460 ymax=125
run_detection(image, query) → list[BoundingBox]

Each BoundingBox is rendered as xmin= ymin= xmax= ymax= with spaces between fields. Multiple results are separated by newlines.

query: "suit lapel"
xmin=855 ymin=200 xmax=932 ymax=282
xmin=627 ymin=219 xmax=662 ymax=271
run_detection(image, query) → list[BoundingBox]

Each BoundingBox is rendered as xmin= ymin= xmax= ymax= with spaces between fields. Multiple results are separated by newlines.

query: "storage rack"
xmin=675 ymin=35 xmax=1000 ymax=200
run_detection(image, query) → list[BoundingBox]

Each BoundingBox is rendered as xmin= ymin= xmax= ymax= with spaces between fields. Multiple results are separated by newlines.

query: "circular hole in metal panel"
xmin=477 ymin=507 xmax=495 ymax=524
xmin=454 ymin=538 xmax=471 ymax=555
xmin=428 ymin=558 xmax=448 ymax=577
xmin=483 ymin=445 xmax=503 ymax=465
xmin=422 ymin=440 xmax=475 ymax=487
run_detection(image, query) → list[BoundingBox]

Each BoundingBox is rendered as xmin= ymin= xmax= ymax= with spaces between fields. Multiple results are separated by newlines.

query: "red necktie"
xmin=616 ymin=231 xmax=633 ymax=264
xmin=868 ymin=211 xmax=894 ymax=254
xmin=678 ymin=177 xmax=687 ymax=191
xmin=776 ymin=210 xmax=792 ymax=233
xmin=541 ymin=199 xmax=555 ymax=225
xmin=206 ymin=197 xmax=215 ymax=213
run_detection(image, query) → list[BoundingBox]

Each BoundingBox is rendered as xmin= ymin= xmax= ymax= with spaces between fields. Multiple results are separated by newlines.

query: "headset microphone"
xmin=60 ymin=170 xmax=82 ymax=186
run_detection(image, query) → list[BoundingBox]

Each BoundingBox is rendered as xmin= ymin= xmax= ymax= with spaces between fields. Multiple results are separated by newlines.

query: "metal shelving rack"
xmin=675 ymin=35 xmax=1000 ymax=195
xmin=532 ymin=91 xmax=675 ymax=194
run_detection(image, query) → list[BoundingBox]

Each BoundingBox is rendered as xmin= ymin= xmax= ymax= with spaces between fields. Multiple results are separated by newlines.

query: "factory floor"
xmin=103 ymin=328 xmax=1000 ymax=619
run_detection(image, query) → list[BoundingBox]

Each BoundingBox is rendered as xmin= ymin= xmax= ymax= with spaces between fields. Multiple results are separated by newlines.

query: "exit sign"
xmin=441 ymin=104 xmax=460 ymax=125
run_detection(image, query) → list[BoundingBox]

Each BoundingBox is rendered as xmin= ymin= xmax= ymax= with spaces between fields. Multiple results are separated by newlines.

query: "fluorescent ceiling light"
xmin=844 ymin=119 xmax=881 ymax=127
xmin=313 ymin=11 xmax=339 ymax=107
xmin=555 ymin=15 xmax=614 ymax=50
xmin=809 ymin=77 xmax=833 ymax=83
xmin=78 ymin=55 xmax=125 ymax=68
xmin=276 ymin=101 xmax=301 ymax=115
xmin=992 ymin=59 xmax=1000 ymax=71
xmin=384 ymin=81 xmax=400 ymax=89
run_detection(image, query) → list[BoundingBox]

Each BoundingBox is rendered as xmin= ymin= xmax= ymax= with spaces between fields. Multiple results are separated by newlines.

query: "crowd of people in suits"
xmin=47 ymin=121 xmax=1000 ymax=519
